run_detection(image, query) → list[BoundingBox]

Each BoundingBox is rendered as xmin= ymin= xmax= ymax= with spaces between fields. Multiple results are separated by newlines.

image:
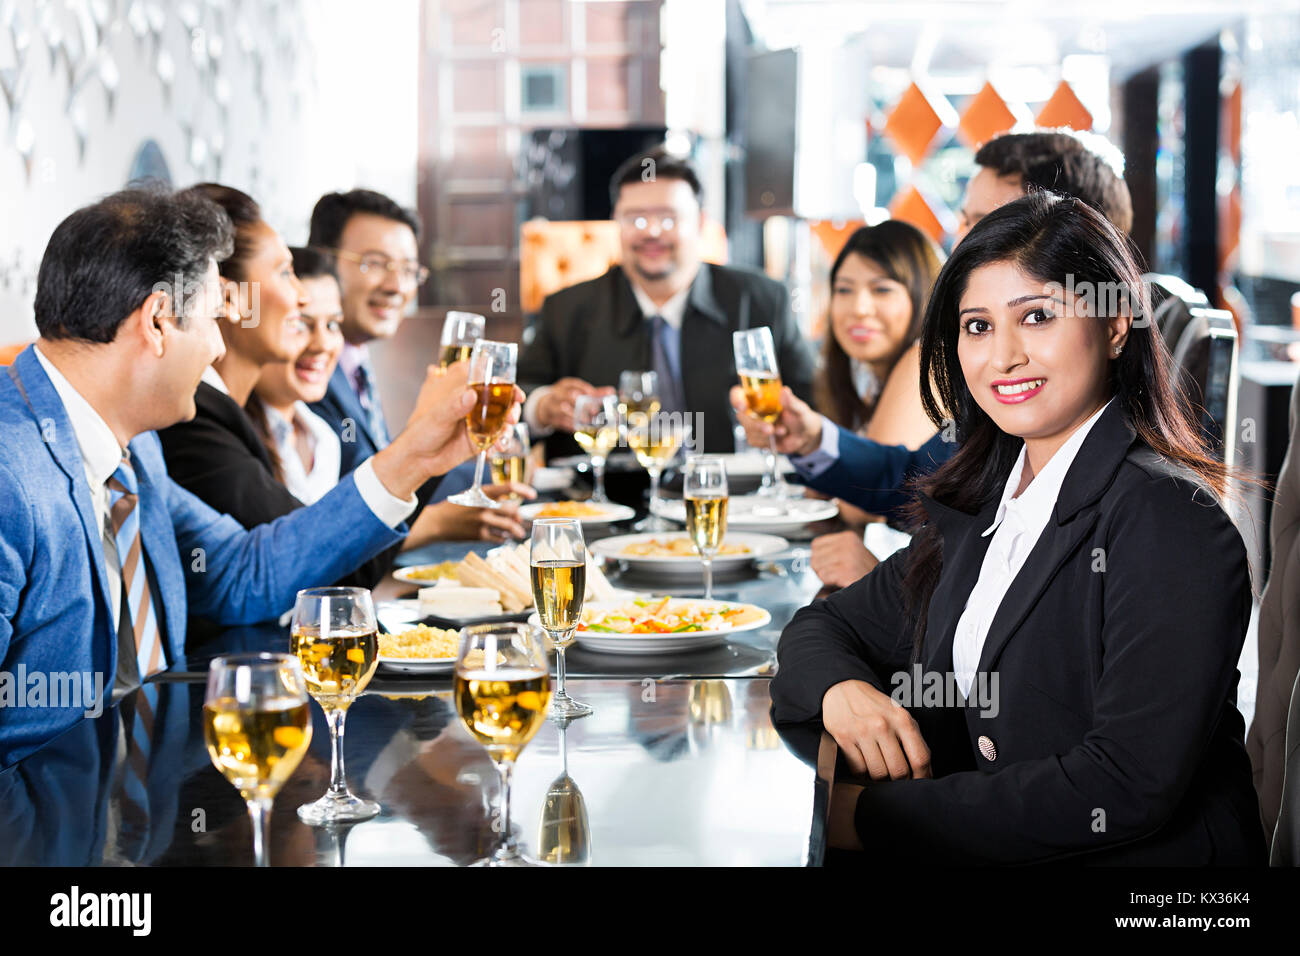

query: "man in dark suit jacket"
xmin=519 ymin=147 xmax=816 ymax=454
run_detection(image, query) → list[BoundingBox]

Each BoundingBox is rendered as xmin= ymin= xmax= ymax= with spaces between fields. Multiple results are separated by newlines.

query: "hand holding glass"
xmin=449 ymin=340 xmax=517 ymax=509
xmin=733 ymin=327 xmax=787 ymax=496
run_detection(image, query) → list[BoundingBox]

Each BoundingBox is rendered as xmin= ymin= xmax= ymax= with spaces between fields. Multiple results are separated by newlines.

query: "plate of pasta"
xmin=589 ymin=531 xmax=788 ymax=571
xmin=376 ymin=624 xmax=461 ymax=674
xmin=531 ymin=596 xmax=771 ymax=655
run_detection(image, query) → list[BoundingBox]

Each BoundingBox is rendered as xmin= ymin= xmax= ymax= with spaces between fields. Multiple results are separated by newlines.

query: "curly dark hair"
xmin=814 ymin=220 xmax=944 ymax=432
xmin=35 ymin=184 xmax=233 ymax=343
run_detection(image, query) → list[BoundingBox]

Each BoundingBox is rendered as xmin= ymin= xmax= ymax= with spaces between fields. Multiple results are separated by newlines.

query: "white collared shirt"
xmin=203 ymin=364 xmax=415 ymax=526
xmin=265 ymin=402 xmax=343 ymax=505
xmin=33 ymin=345 xmax=129 ymax=626
xmin=950 ymin=399 xmax=1113 ymax=697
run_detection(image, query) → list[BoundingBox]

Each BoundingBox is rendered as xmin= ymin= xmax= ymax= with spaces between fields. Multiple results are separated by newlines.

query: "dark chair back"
xmin=1171 ymin=308 xmax=1240 ymax=468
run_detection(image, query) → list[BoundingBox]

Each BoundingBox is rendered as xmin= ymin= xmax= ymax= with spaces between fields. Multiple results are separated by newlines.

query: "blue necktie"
xmin=355 ymin=359 xmax=391 ymax=448
xmin=649 ymin=315 xmax=686 ymax=415
xmin=107 ymin=456 xmax=163 ymax=680
xmin=117 ymin=681 xmax=158 ymax=861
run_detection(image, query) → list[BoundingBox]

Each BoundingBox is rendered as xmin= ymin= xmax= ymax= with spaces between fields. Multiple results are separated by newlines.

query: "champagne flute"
xmin=572 ymin=393 xmax=619 ymax=504
xmin=490 ymin=423 xmax=530 ymax=503
xmin=684 ymin=455 xmax=728 ymax=600
xmin=732 ymin=327 xmax=788 ymax=497
xmin=529 ymin=517 xmax=592 ymax=719
xmin=292 ymin=587 xmax=382 ymax=824
xmin=537 ymin=718 xmax=591 ymax=865
xmin=618 ymin=370 xmax=660 ymax=423
xmin=449 ymin=340 xmax=517 ymax=509
xmin=455 ymin=622 xmax=552 ymax=866
xmin=203 ymin=653 xmax=313 ymax=867
xmin=440 ymin=311 xmax=486 ymax=368
xmin=629 ymin=413 xmax=688 ymax=531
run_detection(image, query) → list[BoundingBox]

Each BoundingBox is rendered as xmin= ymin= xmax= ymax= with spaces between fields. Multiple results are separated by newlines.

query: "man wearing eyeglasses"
xmin=518 ymin=146 xmax=816 ymax=453
xmin=307 ymin=190 xmax=530 ymax=541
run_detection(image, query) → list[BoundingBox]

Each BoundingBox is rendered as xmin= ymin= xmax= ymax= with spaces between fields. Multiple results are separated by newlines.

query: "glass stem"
xmin=328 ymin=708 xmax=350 ymax=799
xmin=495 ymin=760 xmax=515 ymax=858
xmin=471 ymin=450 xmax=488 ymax=491
xmin=592 ymin=457 xmax=606 ymax=501
xmin=248 ymin=797 xmax=272 ymax=867
xmin=767 ymin=435 xmax=782 ymax=492
xmin=702 ymin=555 xmax=714 ymax=600
xmin=648 ymin=467 xmax=661 ymax=511
xmin=555 ymin=643 xmax=569 ymax=700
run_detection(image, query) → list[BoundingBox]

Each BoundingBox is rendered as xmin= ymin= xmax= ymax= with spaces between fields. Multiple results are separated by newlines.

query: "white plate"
xmin=590 ymin=531 xmax=789 ymax=570
xmin=377 ymin=656 xmax=455 ymax=675
xmin=530 ymin=466 xmax=574 ymax=493
xmin=392 ymin=565 xmax=458 ymax=586
xmin=650 ymin=494 xmax=838 ymax=534
xmin=529 ymin=599 xmax=772 ymax=656
xmin=716 ymin=452 xmax=796 ymax=478
xmin=519 ymin=501 xmax=636 ymax=525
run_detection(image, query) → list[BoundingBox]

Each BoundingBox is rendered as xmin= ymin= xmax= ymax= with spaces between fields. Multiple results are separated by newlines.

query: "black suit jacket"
xmin=157 ymin=382 xmax=402 ymax=589
xmin=518 ymin=264 xmax=816 ymax=453
xmin=772 ymin=401 xmax=1266 ymax=865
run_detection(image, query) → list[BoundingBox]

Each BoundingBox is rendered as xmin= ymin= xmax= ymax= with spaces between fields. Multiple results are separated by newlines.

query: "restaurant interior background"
xmin=3 ymin=0 xmax=1300 ymax=709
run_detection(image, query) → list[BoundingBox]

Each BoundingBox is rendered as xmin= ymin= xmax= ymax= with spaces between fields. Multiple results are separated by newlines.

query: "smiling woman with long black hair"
xmin=771 ymin=191 xmax=1266 ymax=865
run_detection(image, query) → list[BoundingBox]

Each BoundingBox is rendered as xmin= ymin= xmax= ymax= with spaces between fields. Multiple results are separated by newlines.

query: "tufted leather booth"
xmin=519 ymin=219 xmax=729 ymax=315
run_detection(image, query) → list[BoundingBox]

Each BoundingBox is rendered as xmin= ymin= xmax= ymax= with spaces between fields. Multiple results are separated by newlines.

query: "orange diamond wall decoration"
xmin=889 ymin=186 xmax=945 ymax=245
xmin=884 ymin=82 xmax=948 ymax=165
xmin=1035 ymin=81 xmax=1093 ymax=131
xmin=959 ymin=81 xmax=1017 ymax=148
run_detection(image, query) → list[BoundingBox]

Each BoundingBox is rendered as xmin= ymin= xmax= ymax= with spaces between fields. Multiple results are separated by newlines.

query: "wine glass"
xmin=572 ymin=393 xmax=619 ymax=504
xmin=440 ymin=311 xmax=486 ymax=368
xmin=203 ymin=653 xmax=313 ymax=866
xmin=490 ymin=423 xmax=531 ymax=504
xmin=291 ymin=587 xmax=382 ymax=824
xmin=530 ymin=517 xmax=593 ymax=719
xmin=537 ymin=717 xmax=591 ymax=865
xmin=732 ymin=327 xmax=788 ymax=497
xmin=454 ymin=622 xmax=552 ymax=866
xmin=618 ymin=370 xmax=660 ymax=424
xmin=629 ymin=413 xmax=689 ymax=532
xmin=684 ymin=455 xmax=729 ymax=600
xmin=449 ymin=340 xmax=518 ymax=509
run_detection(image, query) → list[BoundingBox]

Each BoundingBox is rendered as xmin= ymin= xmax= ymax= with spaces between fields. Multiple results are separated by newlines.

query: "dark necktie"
xmin=649 ymin=315 xmax=686 ymax=415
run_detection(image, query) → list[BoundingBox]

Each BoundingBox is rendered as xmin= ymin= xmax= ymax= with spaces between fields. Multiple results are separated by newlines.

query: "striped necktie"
xmin=107 ymin=456 xmax=163 ymax=680
xmin=116 ymin=681 xmax=158 ymax=861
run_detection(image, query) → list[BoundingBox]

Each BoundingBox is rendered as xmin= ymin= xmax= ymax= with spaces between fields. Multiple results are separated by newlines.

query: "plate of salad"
xmin=545 ymin=596 xmax=771 ymax=655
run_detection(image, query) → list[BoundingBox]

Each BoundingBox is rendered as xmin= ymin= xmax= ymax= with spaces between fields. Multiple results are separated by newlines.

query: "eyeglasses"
xmin=317 ymin=247 xmax=430 ymax=286
xmin=615 ymin=213 xmax=679 ymax=234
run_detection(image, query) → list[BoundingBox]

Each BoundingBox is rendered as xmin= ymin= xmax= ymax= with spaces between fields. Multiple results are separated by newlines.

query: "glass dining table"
xmin=0 ymin=523 xmax=838 ymax=868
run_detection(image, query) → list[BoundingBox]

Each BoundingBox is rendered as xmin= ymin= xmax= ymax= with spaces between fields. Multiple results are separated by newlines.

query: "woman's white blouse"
xmin=950 ymin=399 xmax=1113 ymax=698
xmin=266 ymin=402 xmax=343 ymax=505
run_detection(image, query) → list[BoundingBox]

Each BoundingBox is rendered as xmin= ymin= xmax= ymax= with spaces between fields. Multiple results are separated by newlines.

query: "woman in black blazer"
xmin=772 ymin=192 xmax=1266 ymax=865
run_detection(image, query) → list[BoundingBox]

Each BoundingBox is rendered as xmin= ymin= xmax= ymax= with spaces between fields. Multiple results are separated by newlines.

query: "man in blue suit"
xmin=306 ymin=189 xmax=526 ymax=541
xmin=0 ymin=187 xmax=497 ymax=768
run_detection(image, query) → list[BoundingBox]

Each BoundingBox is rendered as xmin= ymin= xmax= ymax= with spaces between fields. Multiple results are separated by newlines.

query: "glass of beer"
xmin=618 ymin=370 xmax=660 ymax=423
xmin=439 ymin=311 xmax=486 ymax=368
xmin=628 ymin=413 xmax=689 ymax=531
xmin=732 ymin=327 xmax=787 ymax=497
xmin=203 ymin=653 xmax=313 ymax=866
xmin=490 ymin=423 xmax=530 ymax=503
xmin=572 ymin=392 xmax=620 ymax=504
xmin=291 ymin=587 xmax=382 ymax=824
xmin=684 ymin=455 xmax=729 ymax=599
xmin=449 ymin=339 xmax=517 ymax=509
xmin=529 ymin=517 xmax=592 ymax=719
xmin=455 ymin=622 xmax=552 ymax=866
